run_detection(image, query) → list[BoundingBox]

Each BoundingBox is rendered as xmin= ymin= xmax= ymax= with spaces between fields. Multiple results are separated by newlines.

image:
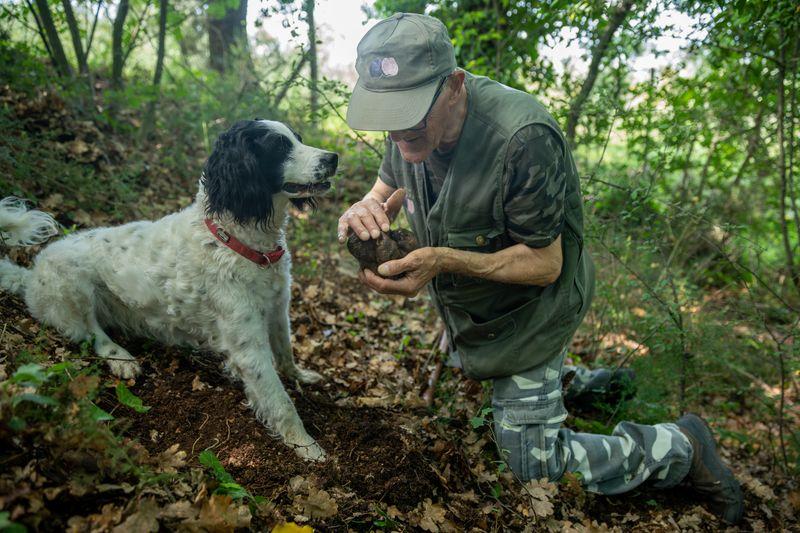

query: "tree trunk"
xmin=141 ymin=0 xmax=168 ymax=140
xmin=152 ymin=0 xmax=167 ymax=89
xmin=695 ymin=137 xmax=718 ymax=203
xmin=61 ymin=0 xmax=87 ymax=74
xmin=112 ymin=0 xmax=130 ymax=88
xmin=677 ymin=135 xmax=696 ymax=205
xmin=305 ymin=0 xmax=318 ymax=116
xmin=732 ymin=106 xmax=764 ymax=188
xmin=787 ymin=35 xmax=800 ymax=258
xmin=32 ymin=0 xmax=73 ymax=77
xmin=776 ymin=28 xmax=800 ymax=292
xmin=207 ymin=0 xmax=248 ymax=73
xmin=565 ymin=0 xmax=635 ymax=146
xmin=25 ymin=0 xmax=56 ymax=67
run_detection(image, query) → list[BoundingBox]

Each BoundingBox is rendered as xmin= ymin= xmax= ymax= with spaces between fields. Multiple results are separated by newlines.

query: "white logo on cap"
xmin=381 ymin=57 xmax=399 ymax=77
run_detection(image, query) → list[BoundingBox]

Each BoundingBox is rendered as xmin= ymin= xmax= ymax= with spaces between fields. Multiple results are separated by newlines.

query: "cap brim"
xmin=346 ymin=78 xmax=440 ymax=131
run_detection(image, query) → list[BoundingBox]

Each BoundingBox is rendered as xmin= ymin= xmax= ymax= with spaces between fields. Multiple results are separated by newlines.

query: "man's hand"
xmin=337 ymin=188 xmax=406 ymax=243
xmin=357 ymin=247 xmax=442 ymax=296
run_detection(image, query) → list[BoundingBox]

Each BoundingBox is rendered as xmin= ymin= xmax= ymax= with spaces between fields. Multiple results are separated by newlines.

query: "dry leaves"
xmin=412 ymin=498 xmax=447 ymax=533
xmin=289 ymin=476 xmax=338 ymax=520
xmin=519 ymin=479 xmax=557 ymax=519
xmin=295 ymin=487 xmax=338 ymax=520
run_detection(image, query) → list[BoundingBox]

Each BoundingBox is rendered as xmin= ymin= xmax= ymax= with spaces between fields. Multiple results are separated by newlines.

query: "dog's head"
xmin=202 ymin=119 xmax=338 ymax=227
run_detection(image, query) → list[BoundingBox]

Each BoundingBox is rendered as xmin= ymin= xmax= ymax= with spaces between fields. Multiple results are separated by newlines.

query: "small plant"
xmin=198 ymin=449 xmax=266 ymax=505
xmin=470 ymin=406 xmax=493 ymax=429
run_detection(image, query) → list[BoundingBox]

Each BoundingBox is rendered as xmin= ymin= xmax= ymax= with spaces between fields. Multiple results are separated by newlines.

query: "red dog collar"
xmin=205 ymin=219 xmax=285 ymax=267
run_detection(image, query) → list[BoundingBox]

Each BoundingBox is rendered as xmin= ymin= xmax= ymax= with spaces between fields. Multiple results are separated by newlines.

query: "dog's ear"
xmin=202 ymin=121 xmax=291 ymax=227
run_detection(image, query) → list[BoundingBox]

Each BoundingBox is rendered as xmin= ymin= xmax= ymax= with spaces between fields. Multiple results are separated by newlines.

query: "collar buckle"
xmin=216 ymin=228 xmax=230 ymax=243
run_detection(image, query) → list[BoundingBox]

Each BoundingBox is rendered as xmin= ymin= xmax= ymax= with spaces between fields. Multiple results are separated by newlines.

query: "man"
xmin=338 ymin=12 xmax=742 ymax=524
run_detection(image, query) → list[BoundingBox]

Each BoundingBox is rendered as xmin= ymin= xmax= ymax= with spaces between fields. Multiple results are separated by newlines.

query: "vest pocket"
xmin=446 ymin=227 xmax=503 ymax=250
xmin=447 ymin=304 xmax=517 ymax=351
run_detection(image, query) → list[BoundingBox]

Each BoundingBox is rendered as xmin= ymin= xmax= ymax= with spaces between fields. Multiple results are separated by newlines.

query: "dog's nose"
xmin=322 ymin=152 xmax=338 ymax=168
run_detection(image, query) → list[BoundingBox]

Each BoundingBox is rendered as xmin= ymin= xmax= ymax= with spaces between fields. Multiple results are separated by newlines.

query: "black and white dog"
xmin=0 ymin=119 xmax=337 ymax=461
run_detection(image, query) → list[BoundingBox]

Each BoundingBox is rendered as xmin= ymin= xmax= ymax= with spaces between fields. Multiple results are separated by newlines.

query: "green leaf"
xmin=198 ymin=450 xmax=235 ymax=484
xmin=10 ymin=363 xmax=47 ymax=385
xmin=115 ymin=383 xmax=150 ymax=413
xmin=469 ymin=416 xmax=486 ymax=428
xmin=89 ymin=403 xmax=115 ymax=422
xmin=8 ymin=416 xmax=26 ymax=431
xmin=11 ymin=393 xmax=58 ymax=408
xmin=199 ymin=450 xmax=257 ymax=501
xmin=0 ymin=511 xmax=27 ymax=532
xmin=216 ymin=482 xmax=250 ymax=499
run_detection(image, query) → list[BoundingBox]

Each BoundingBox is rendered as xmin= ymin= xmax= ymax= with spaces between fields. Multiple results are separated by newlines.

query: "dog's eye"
xmin=286 ymin=126 xmax=302 ymax=144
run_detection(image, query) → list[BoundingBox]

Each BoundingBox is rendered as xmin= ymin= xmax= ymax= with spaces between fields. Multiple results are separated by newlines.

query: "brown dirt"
xmin=119 ymin=349 xmax=444 ymax=512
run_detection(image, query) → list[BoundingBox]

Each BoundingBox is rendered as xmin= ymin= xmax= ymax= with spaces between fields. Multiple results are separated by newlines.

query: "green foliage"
xmin=198 ymin=450 xmax=265 ymax=504
xmin=115 ymin=382 xmax=151 ymax=413
xmin=470 ymin=406 xmax=493 ymax=428
xmin=0 ymin=511 xmax=27 ymax=533
xmin=0 ymin=361 xmax=143 ymax=479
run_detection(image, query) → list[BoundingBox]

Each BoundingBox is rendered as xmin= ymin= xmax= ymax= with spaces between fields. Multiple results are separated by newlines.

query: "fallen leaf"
xmin=159 ymin=500 xmax=197 ymax=520
xmin=184 ymin=494 xmax=251 ymax=531
xmin=296 ymin=487 xmax=338 ymax=519
xmin=112 ymin=497 xmax=160 ymax=533
xmin=418 ymin=498 xmax=446 ymax=532
xmin=154 ymin=443 xmax=187 ymax=473
xmin=192 ymin=375 xmax=208 ymax=391
xmin=68 ymin=375 xmax=99 ymax=399
xmin=272 ymin=522 xmax=314 ymax=533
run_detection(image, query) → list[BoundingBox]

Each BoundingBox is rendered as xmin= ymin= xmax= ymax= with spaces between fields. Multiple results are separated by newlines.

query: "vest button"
xmin=475 ymin=235 xmax=487 ymax=246
xmin=487 ymin=332 xmax=496 ymax=340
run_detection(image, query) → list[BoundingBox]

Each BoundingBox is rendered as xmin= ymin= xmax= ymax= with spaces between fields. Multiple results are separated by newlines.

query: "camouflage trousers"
xmin=492 ymin=349 xmax=693 ymax=494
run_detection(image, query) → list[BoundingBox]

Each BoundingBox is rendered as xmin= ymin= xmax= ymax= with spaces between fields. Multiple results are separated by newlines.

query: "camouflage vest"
xmin=384 ymin=73 xmax=595 ymax=379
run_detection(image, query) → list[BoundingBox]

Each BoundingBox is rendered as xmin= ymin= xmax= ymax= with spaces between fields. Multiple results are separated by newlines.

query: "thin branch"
xmin=84 ymin=0 xmax=103 ymax=61
xmin=121 ymin=0 xmax=153 ymax=68
xmin=310 ymin=81 xmax=383 ymax=159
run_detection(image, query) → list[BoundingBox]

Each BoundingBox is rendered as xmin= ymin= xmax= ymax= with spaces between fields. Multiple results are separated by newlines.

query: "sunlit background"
xmin=247 ymin=0 xmax=706 ymax=86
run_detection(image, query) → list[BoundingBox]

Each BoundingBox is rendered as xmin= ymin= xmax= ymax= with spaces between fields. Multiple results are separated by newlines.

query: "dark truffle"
xmin=346 ymin=229 xmax=419 ymax=279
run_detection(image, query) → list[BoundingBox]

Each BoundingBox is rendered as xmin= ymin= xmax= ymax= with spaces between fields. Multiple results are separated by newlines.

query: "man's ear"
xmin=448 ymin=70 xmax=466 ymax=100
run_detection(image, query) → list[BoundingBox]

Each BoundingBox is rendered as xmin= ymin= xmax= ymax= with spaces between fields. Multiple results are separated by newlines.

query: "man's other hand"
xmin=357 ymin=247 xmax=442 ymax=297
xmin=337 ymin=188 xmax=406 ymax=243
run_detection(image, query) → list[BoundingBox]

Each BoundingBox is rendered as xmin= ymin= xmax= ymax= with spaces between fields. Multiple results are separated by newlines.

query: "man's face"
xmin=388 ymin=84 xmax=451 ymax=164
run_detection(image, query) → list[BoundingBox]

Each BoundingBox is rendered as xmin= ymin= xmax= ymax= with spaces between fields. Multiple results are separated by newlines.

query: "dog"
xmin=0 ymin=119 xmax=337 ymax=461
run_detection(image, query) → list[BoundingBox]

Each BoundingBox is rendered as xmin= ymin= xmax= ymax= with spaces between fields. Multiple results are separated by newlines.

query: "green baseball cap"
xmin=347 ymin=13 xmax=456 ymax=131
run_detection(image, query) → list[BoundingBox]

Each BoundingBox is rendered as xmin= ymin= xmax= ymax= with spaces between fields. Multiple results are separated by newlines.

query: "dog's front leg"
xmin=269 ymin=291 xmax=323 ymax=385
xmin=223 ymin=334 xmax=325 ymax=462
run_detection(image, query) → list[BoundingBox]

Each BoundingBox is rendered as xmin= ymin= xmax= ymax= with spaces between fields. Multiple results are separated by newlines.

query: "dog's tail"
xmin=0 ymin=197 xmax=59 ymax=296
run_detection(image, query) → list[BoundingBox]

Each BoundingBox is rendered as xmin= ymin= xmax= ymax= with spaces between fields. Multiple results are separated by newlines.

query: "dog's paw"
xmin=294 ymin=367 xmax=324 ymax=384
xmin=108 ymin=358 xmax=141 ymax=379
xmin=294 ymin=441 xmax=326 ymax=462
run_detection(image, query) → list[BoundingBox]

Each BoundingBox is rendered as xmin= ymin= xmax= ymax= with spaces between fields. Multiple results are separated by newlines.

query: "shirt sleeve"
xmin=502 ymin=124 xmax=566 ymax=248
xmin=378 ymin=137 xmax=398 ymax=188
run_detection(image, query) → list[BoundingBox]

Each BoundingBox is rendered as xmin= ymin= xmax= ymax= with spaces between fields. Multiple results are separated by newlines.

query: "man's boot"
xmin=563 ymin=367 xmax=637 ymax=412
xmin=676 ymin=413 xmax=743 ymax=524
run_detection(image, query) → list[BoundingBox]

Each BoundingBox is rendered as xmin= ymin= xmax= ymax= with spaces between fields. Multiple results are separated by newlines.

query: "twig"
xmin=422 ymin=360 xmax=443 ymax=408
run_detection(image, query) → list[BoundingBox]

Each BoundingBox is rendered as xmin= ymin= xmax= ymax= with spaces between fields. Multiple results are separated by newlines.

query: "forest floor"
xmin=1 ymin=85 xmax=798 ymax=532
